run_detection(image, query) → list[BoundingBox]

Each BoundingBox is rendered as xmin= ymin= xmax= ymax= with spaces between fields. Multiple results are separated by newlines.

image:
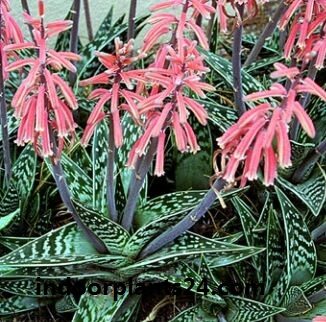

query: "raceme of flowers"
xmin=216 ymin=63 xmax=326 ymax=186
xmin=4 ymin=0 xmax=80 ymax=158
xmin=0 ymin=0 xmax=24 ymax=80
xmin=127 ymin=0 xmax=215 ymax=176
xmin=280 ymin=0 xmax=326 ymax=69
xmin=81 ymin=0 xmax=215 ymax=176
xmin=79 ymin=38 xmax=143 ymax=148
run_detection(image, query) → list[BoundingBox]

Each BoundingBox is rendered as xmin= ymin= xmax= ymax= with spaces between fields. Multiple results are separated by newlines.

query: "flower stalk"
xmin=107 ymin=117 xmax=118 ymax=222
xmin=0 ymin=45 xmax=12 ymax=185
xmin=244 ymin=1 xmax=288 ymax=67
xmin=83 ymin=0 xmax=93 ymax=41
xmin=121 ymin=138 xmax=158 ymax=230
xmin=232 ymin=3 xmax=246 ymax=116
xmin=69 ymin=0 xmax=81 ymax=85
xmin=127 ymin=0 xmax=137 ymax=41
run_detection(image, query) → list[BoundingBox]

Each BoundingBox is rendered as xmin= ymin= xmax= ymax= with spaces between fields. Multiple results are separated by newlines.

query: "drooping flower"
xmin=216 ymin=0 xmax=270 ymax=32
xmin=126 ymin=0 xmax=214 ymax=176
xmin=80 ymin=38 xmax=143 ymax=148
xmin=0 ymin=0 xmax=24 ymax=80
xmin=216 ymin=63 xmax=326 ymax=186
xmin=5 ymin=0 xmax=80 ymax=158
xmin=279 ymin=0 xmax=326 ymax=68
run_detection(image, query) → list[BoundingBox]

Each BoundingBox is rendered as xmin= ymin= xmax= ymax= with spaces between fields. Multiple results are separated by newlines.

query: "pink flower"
xmin=279 ymin=0 xmax=326 ymax=66
xmin=80 ymin=38 xmax=143 ymax=148
xmin=6 ymin=0 xmax=80 ymax=158
xmin=216 ymin=62 xmax=325 ymax=186
xmin=0 ymin=0 xmax=24 ymax=80
xmin=142 ymin=0 xmax=214 ymax=53
xmin=126 ymin=0 xmax=213 ymax=176
xmin=216 ymin=0 xmax=269 ymax=32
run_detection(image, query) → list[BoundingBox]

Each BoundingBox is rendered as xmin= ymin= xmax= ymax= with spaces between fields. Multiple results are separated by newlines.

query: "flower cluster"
xmin=5 ymin=1 xmax=80 ymax=158
xmin=279 ymin=0 xmax=326 ymax=68
xmin=0 ymin=0 xmax=24 ymax=80
xmin=216 ymin=63 xmax=326 ymax=186
xmin=80 ymin=38 xmax=142 ymax=148
xmin=217 ymin=0 xmax=270 ymax=32
xmin=127 ymin=0 xmax=215 ymax=176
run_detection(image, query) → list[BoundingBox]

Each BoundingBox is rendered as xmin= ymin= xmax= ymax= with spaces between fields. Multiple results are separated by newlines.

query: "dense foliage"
xmin=0 ymin=0 xmax=325 ymax=321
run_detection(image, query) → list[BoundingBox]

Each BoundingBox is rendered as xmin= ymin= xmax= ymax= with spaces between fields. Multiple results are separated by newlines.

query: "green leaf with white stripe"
xmin=231 ymin=197 xmax=257 ymax=245
xmin=0 ymin=209 xmax=20 ymax=232
xmin=72 ymin=292 xmax=140 ymax=322
xmin=199 ymin=47 xmax=265 ymax=95
xmin=46 ymin=153 xmax=93 ymax=206
xmin=127 ymin=188 xmax=246 ymax=257
xmin=73 ymin=201 xmax=130 ymax=255
xmin=120 ymin=232 xmax=264 ymax=277
xmin=277 ymin=165 xmax=326 ymax=217
xmin=0 ymin=222 xmax=115 ymax=267
xmin=281 ymin=286 xmax=312 ymax=317
xmin=55 ymin=295 xmax=78 ymax=313
xmin=225 ymin=296 xmax=285 ymax=322
xmin=300 ymin=274 xmax=326 ymax=297
xmin=139 ymin=261 xmax=225 ymax=304
xmin=11 ymin=144 xmax=37 ymax=200
xmin=135 ymin=187 xmax=246 ymax=227
xmin=199 ymin=99 xmax=238 ymax=131
xmin=0 ymin=110 xmax=19 ymax=142
xmin=266 ymin=187 xmax=317 ymax=306
xmin=0 ymin=185 xmax=19 ymax=217
xmin=170 ymin=305 xmax=216 ymax=322
xmin=0 ymin=295 xmax=50 ymax=316
xmin=92 ymin=121 xmax=108 ymax=215
xmin=279 ymin=141 xmax=315 ymax=179
xmin=265 ymin=207 xmax=284 ymax=296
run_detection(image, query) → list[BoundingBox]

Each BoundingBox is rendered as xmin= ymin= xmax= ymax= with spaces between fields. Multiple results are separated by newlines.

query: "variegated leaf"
xmin=46 ymin=153 xmax=93 ymax=206
xmin=0 ymin=223 xmax=114 ymax=267
xmin=1 ymin=265 xmax=120 ymax=280
xmin=0 ymin=209 xmax=20 ymax=232
xmin=266 ymin=187 xmax=317 ymax=306
xmin=126 ymin=188 xmax=246 ymax=257
xmin=225 ymin=296 xmax=285 ymax=322
xmin=170 ymin=305 xmax=216 ymax=322
xmin=73 ymin=202 xmax=130 ymax=255
xmin=277 ymin=166 xmax=326 ymax=217
xmin=199 ymin=47 xmax=265 ymax=95
xmin=92 ymin=121 xmax=108 ymax=215
xmin=72 ymin=292 xmax=140 ymax=322
xmin=300 ymin=275 xmax=326 ymax=297
xmin=139 ymin=261 xmax=225 ymax=304
xmin=0 ymin=295 xmax=49 ymax=316
xmin=120 ymin=232 xmax=263 ymax=277
xmin=281 ymin=286 xmax=312 ymax=316
xmin=265 ymin=207 xmax=284 ymax=296
xmin=231 ymin=197 xmax=257 ymax=245
xmin=199 ymin=99 xmax=238 ymax=131
xmin=55 ymin=294 xmax=78 ymax=313
xmin=279 ymin=141 xmax=315 ymax=179
xmin=11 ymin=144 xmax=37 ymax=200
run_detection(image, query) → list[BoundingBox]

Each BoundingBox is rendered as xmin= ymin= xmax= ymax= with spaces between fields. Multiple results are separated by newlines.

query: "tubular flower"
xmin=127 ymin=0 xmax=214 ymax=176
xmin=280 ymin=0 xmax=326 ymax=68
xmin=5 ymin=0 xmax=80 ymax=158
xmin=0 ymin=0 xmax=24 ymax=80
xmin=80 ymin=38 xmax=143 ymax=148
xmin=216 ymin=0 xmax=270 ymax=32
xmin=216 ymin=63 xmax=326 ymax=186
